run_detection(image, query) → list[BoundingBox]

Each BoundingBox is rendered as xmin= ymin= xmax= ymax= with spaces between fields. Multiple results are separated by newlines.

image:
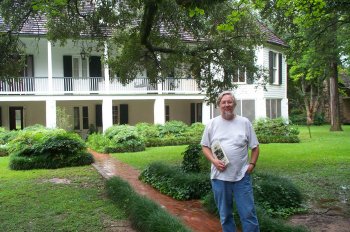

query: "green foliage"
xmin=253 ymin=172 xmax=304 ymax=218
xmin=0 ymin=128 xmax=19 ymax=156
xmin=56 ymin=106 xmax=72 ymax=131
xmin=8 ymin=127 xmax=93 ymax=170
xmin=86 ymin=133 xmax=110 ymax=153
xmin=253 ymin=118 xmax=300 ymax=143
xmin=102 ymin=125 xmax=146 ymax=153
xmin=139 ymin=162 xmax=211 ymax=200
xmin=106 ymin=177 xmax=191 ymax=232
xmin=158 ymin=120 xmax=189 ymax=137
xmin=182 ymin=144 xmax=204 ymax=173
xmin=135 ymin=122 xmax=160 ymax=139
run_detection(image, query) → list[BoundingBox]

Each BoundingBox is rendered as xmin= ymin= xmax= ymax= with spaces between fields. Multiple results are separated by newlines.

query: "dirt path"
xmin=288 ymin=207 xmax=350 ymax=232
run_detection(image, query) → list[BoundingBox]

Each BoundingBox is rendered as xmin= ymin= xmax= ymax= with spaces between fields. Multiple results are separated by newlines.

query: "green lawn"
xmin=1 ymin=125 xmax=348 ymax=231
xmin=113 ymin=125 xmax=350 ymax=215
xmin=0 ymin=159 xmax=126 ymax=231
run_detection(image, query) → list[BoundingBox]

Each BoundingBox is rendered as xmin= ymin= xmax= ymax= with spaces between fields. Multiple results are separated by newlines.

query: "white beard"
xmin=222 ymin=111 xmax=235 ymax=120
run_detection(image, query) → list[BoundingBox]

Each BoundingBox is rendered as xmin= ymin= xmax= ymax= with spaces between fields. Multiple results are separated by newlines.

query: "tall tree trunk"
xmin=329 ymin=61 xmax=342 ymax=131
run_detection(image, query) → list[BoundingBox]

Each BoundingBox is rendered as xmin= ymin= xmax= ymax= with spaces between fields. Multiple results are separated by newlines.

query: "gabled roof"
xmin=1 ymin=14 xmax=287 ymax=47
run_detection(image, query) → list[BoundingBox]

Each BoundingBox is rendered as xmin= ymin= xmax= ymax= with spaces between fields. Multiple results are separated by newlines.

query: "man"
xmin=201 ymin=90 xmax=260 ymax=232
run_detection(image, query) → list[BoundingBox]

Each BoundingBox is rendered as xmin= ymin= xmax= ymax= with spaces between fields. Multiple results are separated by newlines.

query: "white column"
xmin=255 ymin=97 xmax=266 ymax=119
xmin=202 ymin=102 xmax=211 ymax=125
xmin=46 ymin=99 xmax=56 ymax=128
xmin=102 ymin=98 xmax=113 ymax=132
xmin=47 ymin=40 xmax=53 ymax=93
xmin=154 ymin=97 xmax=165 ymax=124
xmin=281 ymin=98 xmax=289 ymax=120
xmin=104 ymin=42 xmax=110 ymax=93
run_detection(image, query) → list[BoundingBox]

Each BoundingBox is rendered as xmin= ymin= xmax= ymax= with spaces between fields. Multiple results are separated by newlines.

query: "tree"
xmin=255 ymin=0 xmax=350 ymax=131
xmin=0 ymin=0 xmax=267 ymax=103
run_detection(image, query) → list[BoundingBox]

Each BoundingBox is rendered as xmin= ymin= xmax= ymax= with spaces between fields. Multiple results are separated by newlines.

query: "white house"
xmin=0 ymin=16 xmax=288 ymax=138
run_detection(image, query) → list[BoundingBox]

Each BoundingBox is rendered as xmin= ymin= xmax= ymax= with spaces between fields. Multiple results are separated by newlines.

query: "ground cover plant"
xmin=106 ymin=176 xmax=191 ymax=232
xmin=0 ymin=157 xmax=127 ymax=231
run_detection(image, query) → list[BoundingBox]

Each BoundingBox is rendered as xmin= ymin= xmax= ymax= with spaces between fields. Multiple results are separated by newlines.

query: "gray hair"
xmin=216 ymin=91 xmax=237 ymax=107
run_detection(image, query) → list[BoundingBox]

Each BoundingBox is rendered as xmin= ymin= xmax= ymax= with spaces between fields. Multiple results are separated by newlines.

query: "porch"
xmin=0 ymin=77 xmax=202 ymax=95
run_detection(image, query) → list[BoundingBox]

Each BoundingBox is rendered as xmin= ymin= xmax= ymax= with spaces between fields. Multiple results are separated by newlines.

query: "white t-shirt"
xmin=201 ymin=115 xmax=259 ymax=182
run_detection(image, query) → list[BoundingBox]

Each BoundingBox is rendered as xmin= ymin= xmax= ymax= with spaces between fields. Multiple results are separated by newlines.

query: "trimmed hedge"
xmin=106 ymin=177 xmax=191 ymax=232
xmin=139 ymin=162 xmax=211 ymax=200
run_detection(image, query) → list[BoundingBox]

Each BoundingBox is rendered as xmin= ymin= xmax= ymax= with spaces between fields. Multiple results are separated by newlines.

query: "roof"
xmin=1 ymin=14 xmax=287 ymax=47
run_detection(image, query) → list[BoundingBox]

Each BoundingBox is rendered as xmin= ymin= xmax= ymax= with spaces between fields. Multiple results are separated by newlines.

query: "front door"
xmin=9 ymin=107 xmax=24 ymax=130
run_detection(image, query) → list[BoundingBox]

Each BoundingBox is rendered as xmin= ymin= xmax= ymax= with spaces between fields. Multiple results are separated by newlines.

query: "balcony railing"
xmin=0 ymin=77 xmax=202 ymax=95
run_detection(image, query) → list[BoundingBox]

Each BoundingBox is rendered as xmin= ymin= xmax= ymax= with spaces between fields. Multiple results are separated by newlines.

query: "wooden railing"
xmin=0 ymin=77 xmax=202 ymax=95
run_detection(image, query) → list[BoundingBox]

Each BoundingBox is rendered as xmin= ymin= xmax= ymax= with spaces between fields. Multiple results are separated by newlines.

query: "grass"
xmin=113 ymin=125 xmax=350 ymax=215
xmin=0 ymin=159 xmax=126 ymax=231
xmin=1 ymin=125 xmax=348 ymax=231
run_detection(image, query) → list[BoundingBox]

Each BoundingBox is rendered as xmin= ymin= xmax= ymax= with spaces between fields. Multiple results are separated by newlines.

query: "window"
xmin=235 ymin=100 xmax=255 ymax=122
xmin=73 ymin=107 xmax=80 ymax=130
xmin=232 ymin=69 xmax=246 ymax=83
xmin=82 ymin=106 xmax=89 ymax=129
xmin=112 ymin=106 xmax=119 ymax=124
xmin=266 ymin=99 xmax=281 ymax=119
xmin=269 ymin=51 xmax=283 ymax=85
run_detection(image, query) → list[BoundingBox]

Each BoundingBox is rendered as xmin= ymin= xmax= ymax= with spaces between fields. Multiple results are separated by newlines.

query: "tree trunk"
xmin=329 ymin=61 xmax=343 ymax=131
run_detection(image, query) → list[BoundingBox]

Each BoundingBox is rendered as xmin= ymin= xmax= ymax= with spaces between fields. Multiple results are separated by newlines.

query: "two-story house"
xmin=0 ymin=16 xmax=288 ymax=138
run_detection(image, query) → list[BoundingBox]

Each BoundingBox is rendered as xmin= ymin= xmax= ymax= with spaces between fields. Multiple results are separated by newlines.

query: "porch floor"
xmin=90 ymin=150 xmax=223 ymax=232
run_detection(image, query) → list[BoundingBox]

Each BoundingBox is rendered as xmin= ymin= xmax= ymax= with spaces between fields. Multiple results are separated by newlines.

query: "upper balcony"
xmin=0 ymin=77 xmax=202 ymax=95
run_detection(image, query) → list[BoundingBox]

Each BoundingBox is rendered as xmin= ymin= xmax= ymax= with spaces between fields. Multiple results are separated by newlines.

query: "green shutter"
xmin=278 ymin=53 xmax=283 ymax=85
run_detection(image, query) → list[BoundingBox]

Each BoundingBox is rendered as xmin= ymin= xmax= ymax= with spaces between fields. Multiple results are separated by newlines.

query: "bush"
xmin=86 ymin=133 xmax=111 ymax=153
xmin=182 ymin=143 xmax=209 ymax=173
xmin=8 ymin=128 xmax=93 ymax=170
xmin=139 ymin=162 xmax=211 ymax=200
xmin=158 ymin=120 xmax=189 ymax=137
xmin=135 ymin=122 xmax=160 ymax=139
xmin=252 ymin=172 xmax=304 ymax=218
xmin=106 ymin=177 xmax=191 ymax=232
xmin=253 ymin=118 xmax=300 ymax=143
xmin=104 ymin=125 xmax=145 ymax=152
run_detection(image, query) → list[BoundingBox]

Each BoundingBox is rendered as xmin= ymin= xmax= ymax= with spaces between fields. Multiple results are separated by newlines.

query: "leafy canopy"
xmin=0 ymin=0 xmax=268 ymax=103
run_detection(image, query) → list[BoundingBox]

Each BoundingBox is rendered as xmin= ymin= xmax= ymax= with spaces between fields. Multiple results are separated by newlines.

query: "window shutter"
xmin=278 ymin=53 xmax=283 ymax=85
xmin=268 ymin=51 xmax=273 ymax=84
xmin=190 ymin=103 xmax=195 ymax=124
xmin=120 ymin=104 xmax=129 ymax=125
xmin=95 ymin=104 xmax=102 ymax=127
xmin=89 ymin=56 xmax=102 ymax=77
xmin=63 ymin=56 xmax=72 ymax=77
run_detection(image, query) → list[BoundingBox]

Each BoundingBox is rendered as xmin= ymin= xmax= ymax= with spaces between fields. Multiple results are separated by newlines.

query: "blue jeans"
xmin=211 ymin=174 xmax=259 ymax=232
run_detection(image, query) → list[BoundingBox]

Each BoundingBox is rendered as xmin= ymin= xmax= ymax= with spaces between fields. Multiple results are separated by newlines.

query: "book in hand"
xmin=211 ymin=140 xmax=230 ymax=166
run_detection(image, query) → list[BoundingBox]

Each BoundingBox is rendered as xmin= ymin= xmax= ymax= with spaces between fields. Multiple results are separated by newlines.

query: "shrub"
xmin=182 ymin=144 xmax=203 ymax=173
xmin=252 ymin=172 xmax=304 ymax=218
xmin=253 ymin=118 xmax=300 ymax=143
xmin=135 ymin=122 xmax=160 ymax=139
xmin=139 ymin=162 xmax=211 ymax=200
xmin=106 ymin=177 xmax=191 ymax=232
xmin=8 ymin=128 xmax=93 ymax=170
xmin=86 ymin=133 xmax=111 ymax=153
xmin=104 ymin=125 xmax=145 ymax=152
xmin=158 ymin=120 xmax=189 ymax=137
